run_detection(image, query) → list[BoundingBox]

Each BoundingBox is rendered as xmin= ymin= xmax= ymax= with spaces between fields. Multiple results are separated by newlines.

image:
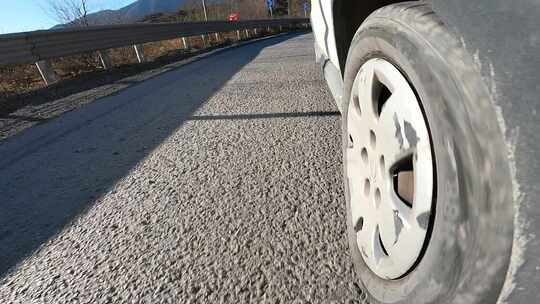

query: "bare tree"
xmin=272 ymin=0 xmax=308 ymax=18
xmin=45 ymin=0 xmax=90 ymax=27
xmin=43 ymin=0 xmax=102 ymax=68
xmin=182 ymin=0 xmax=206 ymax=22
xmin=236 ymin=0 xmax=268 ymax=19
xmin=181 ymin=0 xmax=269 ymax=21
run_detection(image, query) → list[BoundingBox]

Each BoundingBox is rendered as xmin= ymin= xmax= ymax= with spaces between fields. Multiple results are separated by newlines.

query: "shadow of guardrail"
xmin=0 ymin=34 xmax=300 ymax=278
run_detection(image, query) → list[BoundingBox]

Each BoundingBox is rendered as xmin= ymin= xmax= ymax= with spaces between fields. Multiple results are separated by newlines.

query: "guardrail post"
xmin=97 ymin=50 xmax=112 ymax=69
xmin=200 ymin=35 xmax=207 ymax=47
xmin=182 ymin=37 xmax=189 ymax=49
xmin=35 ymin=60 xmax=59 ymax=85
xmin=133 ymin=44 xmax=145 ymax=63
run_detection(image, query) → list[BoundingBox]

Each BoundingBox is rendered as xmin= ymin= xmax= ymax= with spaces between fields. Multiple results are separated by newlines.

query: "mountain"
xmin=55 ymin=0 xmax=188 ymax=27
xmin=115 ymin=0 xmax=188 ymax=21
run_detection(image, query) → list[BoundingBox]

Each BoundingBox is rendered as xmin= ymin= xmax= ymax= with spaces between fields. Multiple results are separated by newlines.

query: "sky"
xmin=0 ymin=0 xmax=137 ymax=34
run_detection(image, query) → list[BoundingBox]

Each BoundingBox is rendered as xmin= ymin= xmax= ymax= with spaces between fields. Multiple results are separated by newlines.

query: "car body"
xmin=311 ymin=0 xmax=540 ymax=303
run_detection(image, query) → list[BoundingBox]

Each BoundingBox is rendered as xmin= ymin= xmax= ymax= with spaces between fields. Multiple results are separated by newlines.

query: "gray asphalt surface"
xmin=0 ymin=33 xmax=364 ymax=303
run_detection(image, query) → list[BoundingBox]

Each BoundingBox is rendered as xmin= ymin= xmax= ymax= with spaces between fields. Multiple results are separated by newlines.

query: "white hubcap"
xmin=346 ymin=58 xmax=434 ymax=279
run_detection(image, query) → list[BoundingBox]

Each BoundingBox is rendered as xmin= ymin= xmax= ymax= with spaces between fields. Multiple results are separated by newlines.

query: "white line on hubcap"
xmin=346 ymin=58 xmax=434 ymax=279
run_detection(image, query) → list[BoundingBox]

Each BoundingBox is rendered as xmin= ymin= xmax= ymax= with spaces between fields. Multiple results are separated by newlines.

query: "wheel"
xmin=341 ymin=3 xmax=514 ymax=303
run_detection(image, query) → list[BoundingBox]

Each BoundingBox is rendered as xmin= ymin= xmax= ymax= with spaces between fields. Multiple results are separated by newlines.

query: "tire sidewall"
xmin=342 ymin=13 xmax=513 ymax=304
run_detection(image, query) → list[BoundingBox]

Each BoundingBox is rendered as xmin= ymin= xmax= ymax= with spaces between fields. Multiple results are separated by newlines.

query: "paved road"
xmin=0 ymin=33 xmax=364 ymax=303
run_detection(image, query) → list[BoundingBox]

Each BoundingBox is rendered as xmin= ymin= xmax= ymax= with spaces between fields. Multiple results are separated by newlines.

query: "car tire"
xmin=341 ymin=2 xmax=514 ymax=303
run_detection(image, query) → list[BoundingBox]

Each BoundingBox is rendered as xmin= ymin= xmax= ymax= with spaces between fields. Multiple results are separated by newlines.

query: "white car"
xmin=311 ymin=1 xmax=539 ymax=303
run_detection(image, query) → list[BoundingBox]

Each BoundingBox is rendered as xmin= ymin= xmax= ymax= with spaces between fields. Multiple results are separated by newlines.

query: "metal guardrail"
xmin=0 ymin=18 xmax=309 ymax=67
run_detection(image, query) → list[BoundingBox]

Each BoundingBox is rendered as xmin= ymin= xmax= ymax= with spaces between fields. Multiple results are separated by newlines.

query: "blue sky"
xmin=0 ymin=0 xmax=136 ymax=34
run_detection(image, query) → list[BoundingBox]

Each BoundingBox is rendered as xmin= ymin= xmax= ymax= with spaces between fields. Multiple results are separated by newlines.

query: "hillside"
xmin=53 ymin=0 xmax=287 ymax=28
xmin=116 ymin=0 xmax=187 ymax=21
xmin=61 ymin=0 xmax=188 ymax=26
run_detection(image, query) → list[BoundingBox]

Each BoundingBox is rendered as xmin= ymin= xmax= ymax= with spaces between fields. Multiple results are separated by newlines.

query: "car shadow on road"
xmin=0 ymin=34 xmax=303 ymax=278
xmin=188 ymin=110 xmax=340 ymax=121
